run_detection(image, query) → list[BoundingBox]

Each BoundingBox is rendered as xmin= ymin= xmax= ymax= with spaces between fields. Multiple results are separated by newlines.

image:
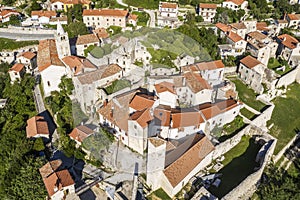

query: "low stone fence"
xmin=0 ymin=26 xmax=55 ymax=35
xmin=275 ymin=66 xmax=300 ymax=88
xmin=222 ymin=138 xmax=276 ymax=200
xmin=273 ymin=134 xmax=298 ymax=163
xmin=224 ymin=66 xmax=237 ymax=74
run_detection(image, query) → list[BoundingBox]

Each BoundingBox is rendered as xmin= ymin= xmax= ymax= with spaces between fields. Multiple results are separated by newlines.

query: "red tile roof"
xmin=129 ymin=94 xmax=155 ymax=111
xmin=0 ymin=10 xmax=20 ymax=18
xmin=31 ymin=10 xmax=56 ymax=18
xmin=184 ymin=72 xmax=212 ymax=93
xmin=228 ymin=31 xmax=243 ymax=42
xmin=83 ymin=9 xmax=128 ymax=17
xmin=199 ymin=3 xmax=217 ymax=9
xmin=62 ymin=56 xmax=96 ymax=75
xmin=278 ymin=34 xmax=299 ymax=49
xmin=256 ymin=22 xmax=269 ymax=31
xmin=240 ymin=55 xmax=262 ymax=69
xmin=154 ymin=106 xmax=171 ymax=127
xmin=18 ymin=51 xmax=36 ymax=60
xmin=37 ymin=39 xmax=64 ymax=72
xmin=69 ymin=125 xmax=94 ymax=143
xmin=9 ymin=63 xmax=25 ymax=72
xmin=216 ymin=22 xmax=231 ymax=32
xmin=171 ymin=111 xmax=204 ymax=128
xmin=93 ymin=28 xmax=109 ymax=39
xmin=287 ymin=14 xmax=300 ymax=21
xmin=161 ymin=2 xmax=178 ymax=9
xmin=129 ymin=108 xmax=154 ymax=128
xmin=231 ymin=22 xmax=246 ymax=30
xmin=225 ymin=0 xmax=245 ymax=5
xmin=182 ymin=60 xmax=224 ymax=72
xmin=129 ymin=14 xmax=138 ymax=21
xmin=26 ymin=116 xmax=49 ymax=138
xmin=163 ymin=135 xmax=215 ymax=187
xmin=155 ymin=81 xmax=176 ymax=94
xmin=76 ymin=33 xmax=99 ymax=45
xmin=51 ymin=0 xmax=91 ymax=4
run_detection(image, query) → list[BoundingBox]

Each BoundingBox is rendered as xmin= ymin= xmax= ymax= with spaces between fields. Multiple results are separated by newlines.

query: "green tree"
xmin=30 ymin=0 xmax=42 ymax=11
xmin=33 ymin=138 xmax=45 ymax=152
xmin=67 ymin=21 xmax=88 ymax=38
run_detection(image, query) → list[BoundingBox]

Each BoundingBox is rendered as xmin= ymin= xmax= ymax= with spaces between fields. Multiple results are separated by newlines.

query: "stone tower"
xmin=55 ymin=21 xmax=71 ymax=59
xmin=146 ymin=137 xmax=166 ymax=190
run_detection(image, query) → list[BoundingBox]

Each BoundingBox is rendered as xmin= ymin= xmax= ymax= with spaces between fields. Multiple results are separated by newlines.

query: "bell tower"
xmin=55 ymin=21 xmax=71 ymax=59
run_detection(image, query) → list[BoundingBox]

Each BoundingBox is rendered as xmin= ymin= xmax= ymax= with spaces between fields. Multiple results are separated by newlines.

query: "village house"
xmin=72 ymin=64 xmax=123 ymax=114
xmin=276 ymin=34 xmax=300 ymax=67
xmin=8 ymin=63 xmax=25 ymax=84
xmin=198 ymin=3 xmax=217 ymax=23
xmin=154 ymin=81 xmax=178 ymax=108
xmin=238 ymin=55 xmax=265 ymax=94
xmin=69 ymin=125 xmax=94 ymax=146
xmin=128 ymin=13 xmax=138 ymax=26
xmin=226 ymin=31 xmax=247 ymax=55
xmin=16 ymin=51 xmax=37 ymax=73
xmin=31 ymin=10 xmax=56 ymax=24
xmin=157 ymin=1 xmax=180 ymax=28
xmin=286 ymin=13 xmax=300 ymax=29
xmin=82 ymin=9 xmax=129 ymax=29
xmin=62 ymin=55 xmax=97 ymax=76
xmin=26 ymin=116 xmax=50 ymax=139
xmin=246 ymin=31 xmax=278 ymax=65
xmin=50 ymin=0 xmax=91 ymax=12
xmin=0 ymin=9 xmax=20 ymax=23
xmin=76 ymin=33 xmax=100 ymax=57
xmin=146 ymin=134 xmax=215 ymax=197
xmin=174 ymin=54 xmax=195 ymax=68
xmin=222 ymin=0 xmax=248 ymax=11
xmin=230 ymin=22 xmax=247 ymax=39
xmin=275 ymin=20 xmax=288 ymax=34
xmin=39 ymin=160 xmax=75 ymax=200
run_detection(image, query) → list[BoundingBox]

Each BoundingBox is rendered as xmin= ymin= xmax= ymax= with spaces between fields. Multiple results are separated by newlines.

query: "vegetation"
xmin=103 ymin=79 xmax=131 ymax=95
xmin=67 ymin=21 xmax=89 ymax=38
xmin=0 ymin=38 xmax=38 ymax=51
xmin=147 ymin=48 xmax=177 ymax=69
xmin=219 ymin=116 xmax=246 ymax=142
xmin=240 ymin=107 xmax=257 ymax=120
xmin=107 ymin=25 xmax=122 ymax=36
xmin=230 ymin=78 xmax=266 ymax=112
xmin=256 ymin=161 xmax=300 ymax=200
xmin=92 ymin=0 xmax=127 ymax=9
xmin=147 ymin=188 xmax=172 ymax=200
xmin=267 ymin=83 xmax=300 ymax=154
xmin=89 ymin=44 xmax=117 ymax=58
xmin=124 ymin=0 xmax=159 ymax=9
xmin=209 ymin=136 xmax=262 ymax=198
xmin=132 ymin=11 xmax=150 ymax=26
xmin=0 ymin=63 xmax=47 ymax=199
xmin=214 ymin=7 xmax=245 ymax=23
xmin=248 ymin=0 xmax=270 ymax=21
xmin=134 ymin=60 xmax=144 ymax=67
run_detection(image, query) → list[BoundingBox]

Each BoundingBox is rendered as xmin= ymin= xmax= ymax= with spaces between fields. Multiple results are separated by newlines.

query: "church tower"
xmin=55 ymin=21 xmax=71 ymax=59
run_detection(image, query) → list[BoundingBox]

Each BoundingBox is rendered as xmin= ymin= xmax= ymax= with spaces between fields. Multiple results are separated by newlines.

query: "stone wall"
xmin=0 ymin=26 xmax=55 ymax=35
xmin=276 ymin=66 xmax=300 ymax=88
xmin=222 ymin=138 xmax=276 ymax=200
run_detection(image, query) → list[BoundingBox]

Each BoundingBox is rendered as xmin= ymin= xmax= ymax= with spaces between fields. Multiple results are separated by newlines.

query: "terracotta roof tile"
xmin=0 ymin=10 xmax=20 ymax=18
xmin=62 ymin=56 xmax=96 ymax=75
xmin=69 ymin=125 xmax=94 ymax=143
xmin=129 ymin=108 xmax=154 ymax=128
xmin=129 ymin=14 xmax=138 ymax=21
xmin=37 ymin=39 xmax=64 ymax=71
xmin=129 ymin=94 xmax=155 ymax=111
xmin=182 ymin=60 xmax=224 ymax=72
xmin=183 ymin=72 xmax=212 ymax=93
xmin=26 ymin=116 xmax=49 ymax=138
xmin=76 ymin=64 xmax=122 ymax=84
xmin=9 ymin=63 xmax=25 ymax=72
xmin=247 ymin=31 xmax=267 ymax=41
xmin=225 ymin=0 xmax=245 ymax=5
xmin=199 ymin=3 xmax=217 ymax=9
xmin=200 ymin=105 xmax=222 ymax=120
xmin=93 ymin=28 xmax=109 ymax=39
xmin=256 ymin=22 xmax=269 ymax=31
xmin=18 ymin=51 xmax=36 ymax=60
xmin=228 ymin=31 xmax=243 ymax=42
xmin=155 ymin=81 xmax=176 ymax=94
xmin=163 ymin=135 xmax=215 ymax=187
xmin=171 ymin=110 xmax=204 ymax=128
xmin=154 ymin=106 xmax=171 ymax=127
xmin=278 ymin=34 xmax=299 ymax=49
xmin=216 ymin=22 xmax=231 ymax=32
xmin=240 ymin=55 xmax=262 ymax=69
xmin=76 ymin=33 xmax=99 ymax=45
xmin=231 ymin=22 xmax=246 ymax=30
xmin=83 ymin=9 xmax=128 ymax=17
xmin=287 ymin=14 xmax=300 ymax=21
xmin=31 ymin=10 xmax=56 ymax=18
xmin=161 ymin=2 xmax=178 ymax=9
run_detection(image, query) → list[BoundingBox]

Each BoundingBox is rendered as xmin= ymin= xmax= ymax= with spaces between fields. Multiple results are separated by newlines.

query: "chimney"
xmin=104 ymin=99 xmax=108 ymax=106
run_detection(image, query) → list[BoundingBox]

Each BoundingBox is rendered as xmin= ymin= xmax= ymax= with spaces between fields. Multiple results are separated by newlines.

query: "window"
xmin=107 ymin=19 xmax=109 ymax=21
xmin=134 ymin=125 xmax=137 ymax=129
xmin=47 ymin=81 xmax=51 ymax=87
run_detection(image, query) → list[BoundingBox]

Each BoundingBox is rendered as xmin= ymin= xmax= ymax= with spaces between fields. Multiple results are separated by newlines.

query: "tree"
xmin=33 ymin=138 xmax=45 ymax=152
xmin=30 ymin=0 xmax=42 ymax=11
xmin=67 ymin=21 xmax=88 ymax=38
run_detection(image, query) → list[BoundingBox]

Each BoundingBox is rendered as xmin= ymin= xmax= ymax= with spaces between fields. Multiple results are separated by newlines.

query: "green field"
xmin=267 ymin=83 xmax=300 ymax=154
xmin=209 ymin=136 xmax=262 ymax=198
xmin=0 ymin=38 xmax=38 ymax=51
xmin=124 ymin=0 xmax=159 ymax=9
xmin=240 ymin=107 xmax=257 ymax=120
xmin=147 ymin=188 xmax=171 ymax=200
xmin=218 ymin=116 xmax=246 ymax=142
xmin=230 ymin=78 xmax=266 ymax=112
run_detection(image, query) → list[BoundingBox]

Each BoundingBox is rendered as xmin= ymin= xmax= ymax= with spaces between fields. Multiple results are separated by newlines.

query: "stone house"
xmin=226 ymin=31 xmax=247 ymax=56
xmin=69 ymin=125 xmax=94 ymax=146
xmin=222 ymin=0 xmax=248 ymax=11
xmin=76 ymin=33 xmax=100 ymax=57
xmin=26 ymin=116 xmax=50 ymax=139
xmin=50 ymin=0 xmax=91 ymax=12
xmin=0 ymin=9 xmax=20 ymax=23
xmin=82 ymin=9 xmax=129 ymax=29
xmin=72 ymin=64 xmax=123 ymax=114
xmin=274 ymin=20 xmax=288 ymax=34
xmin=8 ymin=63 xmax=26 ymax=84
xmin=238 ymin=55 xmax=265 ymax=94
xmin=230 ymin=22 xmax=247 ymax=39
xmin=198 ymin=3 xmax=217 ymax=23
xmin=154 ymin=81 xmax=178 ymax=108
xmin=62 ymin=55 xmax=97 ymax=76
xmin=16 ymin=51 xmax=37 ymax=73
xmin=31 ymin=10 xmax=56 ymax=24
xmin=128 ymin=13 xmax=138 ymax=26
xmin=39 ymin=160 xmax=75 ymax=200
xmin=174 ymin=54 xmax=195 ymax=68
xmin=157 ymin=1 xmax=180 ymax=28
xmin=276 ymin=34 xmax=300 ymax=67
xmin=286 ymin=13 xmax=300 ymax=29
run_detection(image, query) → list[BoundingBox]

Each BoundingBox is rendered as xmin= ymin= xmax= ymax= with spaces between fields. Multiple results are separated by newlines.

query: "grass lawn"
xmin=132 ymin=11 xmax=150 ymax=26
xmin=147 ymin=188 xmax=171 ymax=200
xmin=103 ymin=79 xmax=131 ymax=95
xmin=208 ymin=136 xmax=262 ymax=198
xmin=267 ymin=83 xmax=300 ymax=155
xmin=124 ymin=0 xmax=159 ymax=9
xmin=230 ymin=78 xmax=266 ymax=112
xmin=267 ymin=57 xmax=280 ymax=70
xmin=0 ymin=38 xmax=38 ymax=51
xmin=218 ymin=116 xmax=246 ymax=142
xmin=240 ymin=107 xmax=257 ymax=120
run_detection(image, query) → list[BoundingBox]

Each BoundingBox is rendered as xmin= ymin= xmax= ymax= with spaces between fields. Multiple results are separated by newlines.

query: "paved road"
xmin=33 ymin=84 xmax=46 ymax=113
xmin=0 ymin=32 xmax=54 ymax=41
